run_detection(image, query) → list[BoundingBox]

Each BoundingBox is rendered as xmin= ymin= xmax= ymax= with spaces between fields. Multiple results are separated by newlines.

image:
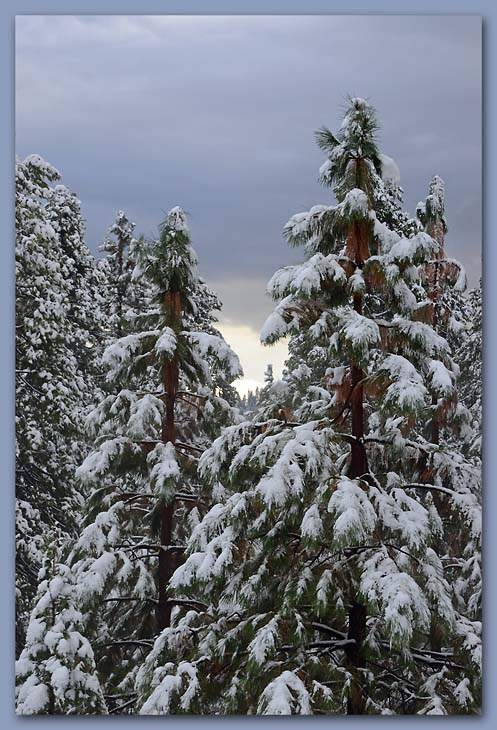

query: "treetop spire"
xmin=317 ymin=96 xmax=382 ymax=204
xmin=142 ymin=206 xmax=198 ymax=307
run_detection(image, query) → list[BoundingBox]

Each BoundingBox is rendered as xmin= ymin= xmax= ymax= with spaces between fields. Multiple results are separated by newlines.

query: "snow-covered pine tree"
xmin=241 ymin=386 xmax=261 ymax=414
xmin=415 ymin=175 xmax=467 ymax=445
xmin=15 ymin=538 xmax=107 ymax=715
xmin=15 ymin=156 xmax=103 ymax=654
xmin=413 ymin=175 xmax=475 ymax=656
xmin=34 ymin=207 xmax=242 ymax=713
xmin=99 ymin=211 xmax=144 ymax=338
xmin=139 ymin=99 xmax=481 ymax=716
xmin=45 ymin=182 xmax=107 ymax=382
xmin=277 ymin=145 xmax=418 ymax=429
xmin=254 ymin=363 xmax=292 ymax=422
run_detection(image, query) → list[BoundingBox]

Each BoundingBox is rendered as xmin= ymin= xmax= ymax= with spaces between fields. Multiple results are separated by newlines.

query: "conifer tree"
xmin=255 ymin=364 xmax=292 ymax=422
xmin=19 ymin=207 xmax=242 ymax=713
xmin=277 ymin=145 xmax=418 ymax=429
xmin=264 ymin=364 xmax=274 ymax=387
xmin=15 ymin=156 xmax=103 ymax=653
xmin=140 ymin=99 xmax=481 ymax=716
xmin=416 ymin=176 xmax=467 ymax=446
xmin=99 ymin=211 xmax=143 ymax=337
xmin=16 ymin=539 xmax=107 ymax=715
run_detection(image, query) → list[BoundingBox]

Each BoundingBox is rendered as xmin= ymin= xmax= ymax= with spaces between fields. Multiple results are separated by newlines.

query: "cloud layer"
xmin=15 ymin=15 xmax=482 ymax=381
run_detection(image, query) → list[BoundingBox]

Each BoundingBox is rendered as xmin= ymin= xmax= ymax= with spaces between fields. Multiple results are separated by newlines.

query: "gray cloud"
xmin=16 ymin=14 xmax=482 ymax=333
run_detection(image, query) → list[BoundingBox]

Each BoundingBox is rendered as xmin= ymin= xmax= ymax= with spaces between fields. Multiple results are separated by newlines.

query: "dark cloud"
xmin=16 ymin=15 xmax=481 ymax=331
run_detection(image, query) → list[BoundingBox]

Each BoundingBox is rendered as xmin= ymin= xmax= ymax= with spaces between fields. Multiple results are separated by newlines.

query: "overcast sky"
xmin=15 ymin=15 xmax=482 ymax=390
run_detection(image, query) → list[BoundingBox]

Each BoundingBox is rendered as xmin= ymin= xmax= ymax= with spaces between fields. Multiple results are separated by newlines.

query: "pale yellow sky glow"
xmin=217 ymin=322 xmax=288 ymax=397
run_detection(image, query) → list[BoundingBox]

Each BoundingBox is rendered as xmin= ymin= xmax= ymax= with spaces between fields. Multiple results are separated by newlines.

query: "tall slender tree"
xmin=99 ymin=211 xmax=141 ymax=337
xmin=415 ymin=177 xmax=472 ymax=653
xmin=15 ymin=156 xmax=103 ymax=653
xmin=17 ymin=207 xmax=242 ymax=714
xmin=416 ymin=176 xmax=467 ymax=445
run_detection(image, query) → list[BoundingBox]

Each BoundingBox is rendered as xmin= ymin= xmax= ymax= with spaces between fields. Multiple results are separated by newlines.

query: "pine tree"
xmin=99 ymin=211 xmax=144 ymax=338
xmin=264 ymin=364 xmax=274 ymax=387
xmin=273 ymin=143 xmax=418 ymax=432
xmin=416 ymin=176 xmax=467 ymax=446
xmin=255 ymin=364 xmax=292 ymax=422
xmin=141 ymin=99 xmax=481 ymax=715
xmin=16 ymin=539 xmax=107 ymax=715
xmin=23 ymin=207 xmax=242 ymax=713
xmin=15 ymin=156 xmax=103 ymax=653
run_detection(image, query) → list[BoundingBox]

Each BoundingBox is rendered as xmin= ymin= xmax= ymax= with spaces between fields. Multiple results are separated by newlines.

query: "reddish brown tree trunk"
xmin=157 ymin=291 xmax=181 ymax=633
xmin=349 ymin=292 xmax=368 ymax=481
xmin=426 ymin=224 xmax=445 ymax=652
xmin=427 ymin=220 xmax=444 ymax=447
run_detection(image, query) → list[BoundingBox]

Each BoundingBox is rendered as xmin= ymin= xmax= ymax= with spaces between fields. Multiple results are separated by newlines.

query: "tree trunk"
xmin=346 ymin=221 xmax=369 ymax=481
xmin=345 ymin=220 xmax=370 ymax=714
xmin=349 ymin=363 xmax=368 ymax=479
xmin=349 ymin=291 xmax=367 ymax=480
xmin=157 ymin=290 xmax=181 ymax=633
xmin=426 ymin=225 xmax=445 ymax=653
xmin=427 ymin=217 xmax=444 ymax=447
xmin=345 ymin=602 xmax=367 ymax=714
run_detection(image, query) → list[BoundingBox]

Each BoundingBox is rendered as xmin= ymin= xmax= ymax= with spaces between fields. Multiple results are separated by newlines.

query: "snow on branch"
xmin=102 ymin=331 xmax=160 ymax=381
xmin=186 ymin=331 xmax=242 ymax=380
xmin=267 ymin=253 xmax=346 ymax=299
xmin=257 ymin=670 xmax=312 ymax=715
xmin=360 ymin=548 xmax=430 ymax=650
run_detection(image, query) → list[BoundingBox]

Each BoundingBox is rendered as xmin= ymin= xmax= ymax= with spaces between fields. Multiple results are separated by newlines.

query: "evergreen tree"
xmin=415 ymin=176 xmax=468 ymax=445
xmin=140 ymin=99 xmax=481 ymax=715
xmin=239 ymin=388 xmax=261 ymax=416
xmin=255 ymin=364 xmax=293 ymax=422
xmin=273 ymin=143 xmax=419 ymax=430
xmin=99 ymin=211 xmax=142 ymax=337
xmin=413 ymin=175 xmax=476 ymax=655
xmin=15 ymin=156 xmax=103 ymax=653
xmin=18 ymin=207 xmax=242 ymax=714
xmin=264 ymin=364 xmax=274 ymax=387
xmin=16 ymin=539 xmax=107 ymax=715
